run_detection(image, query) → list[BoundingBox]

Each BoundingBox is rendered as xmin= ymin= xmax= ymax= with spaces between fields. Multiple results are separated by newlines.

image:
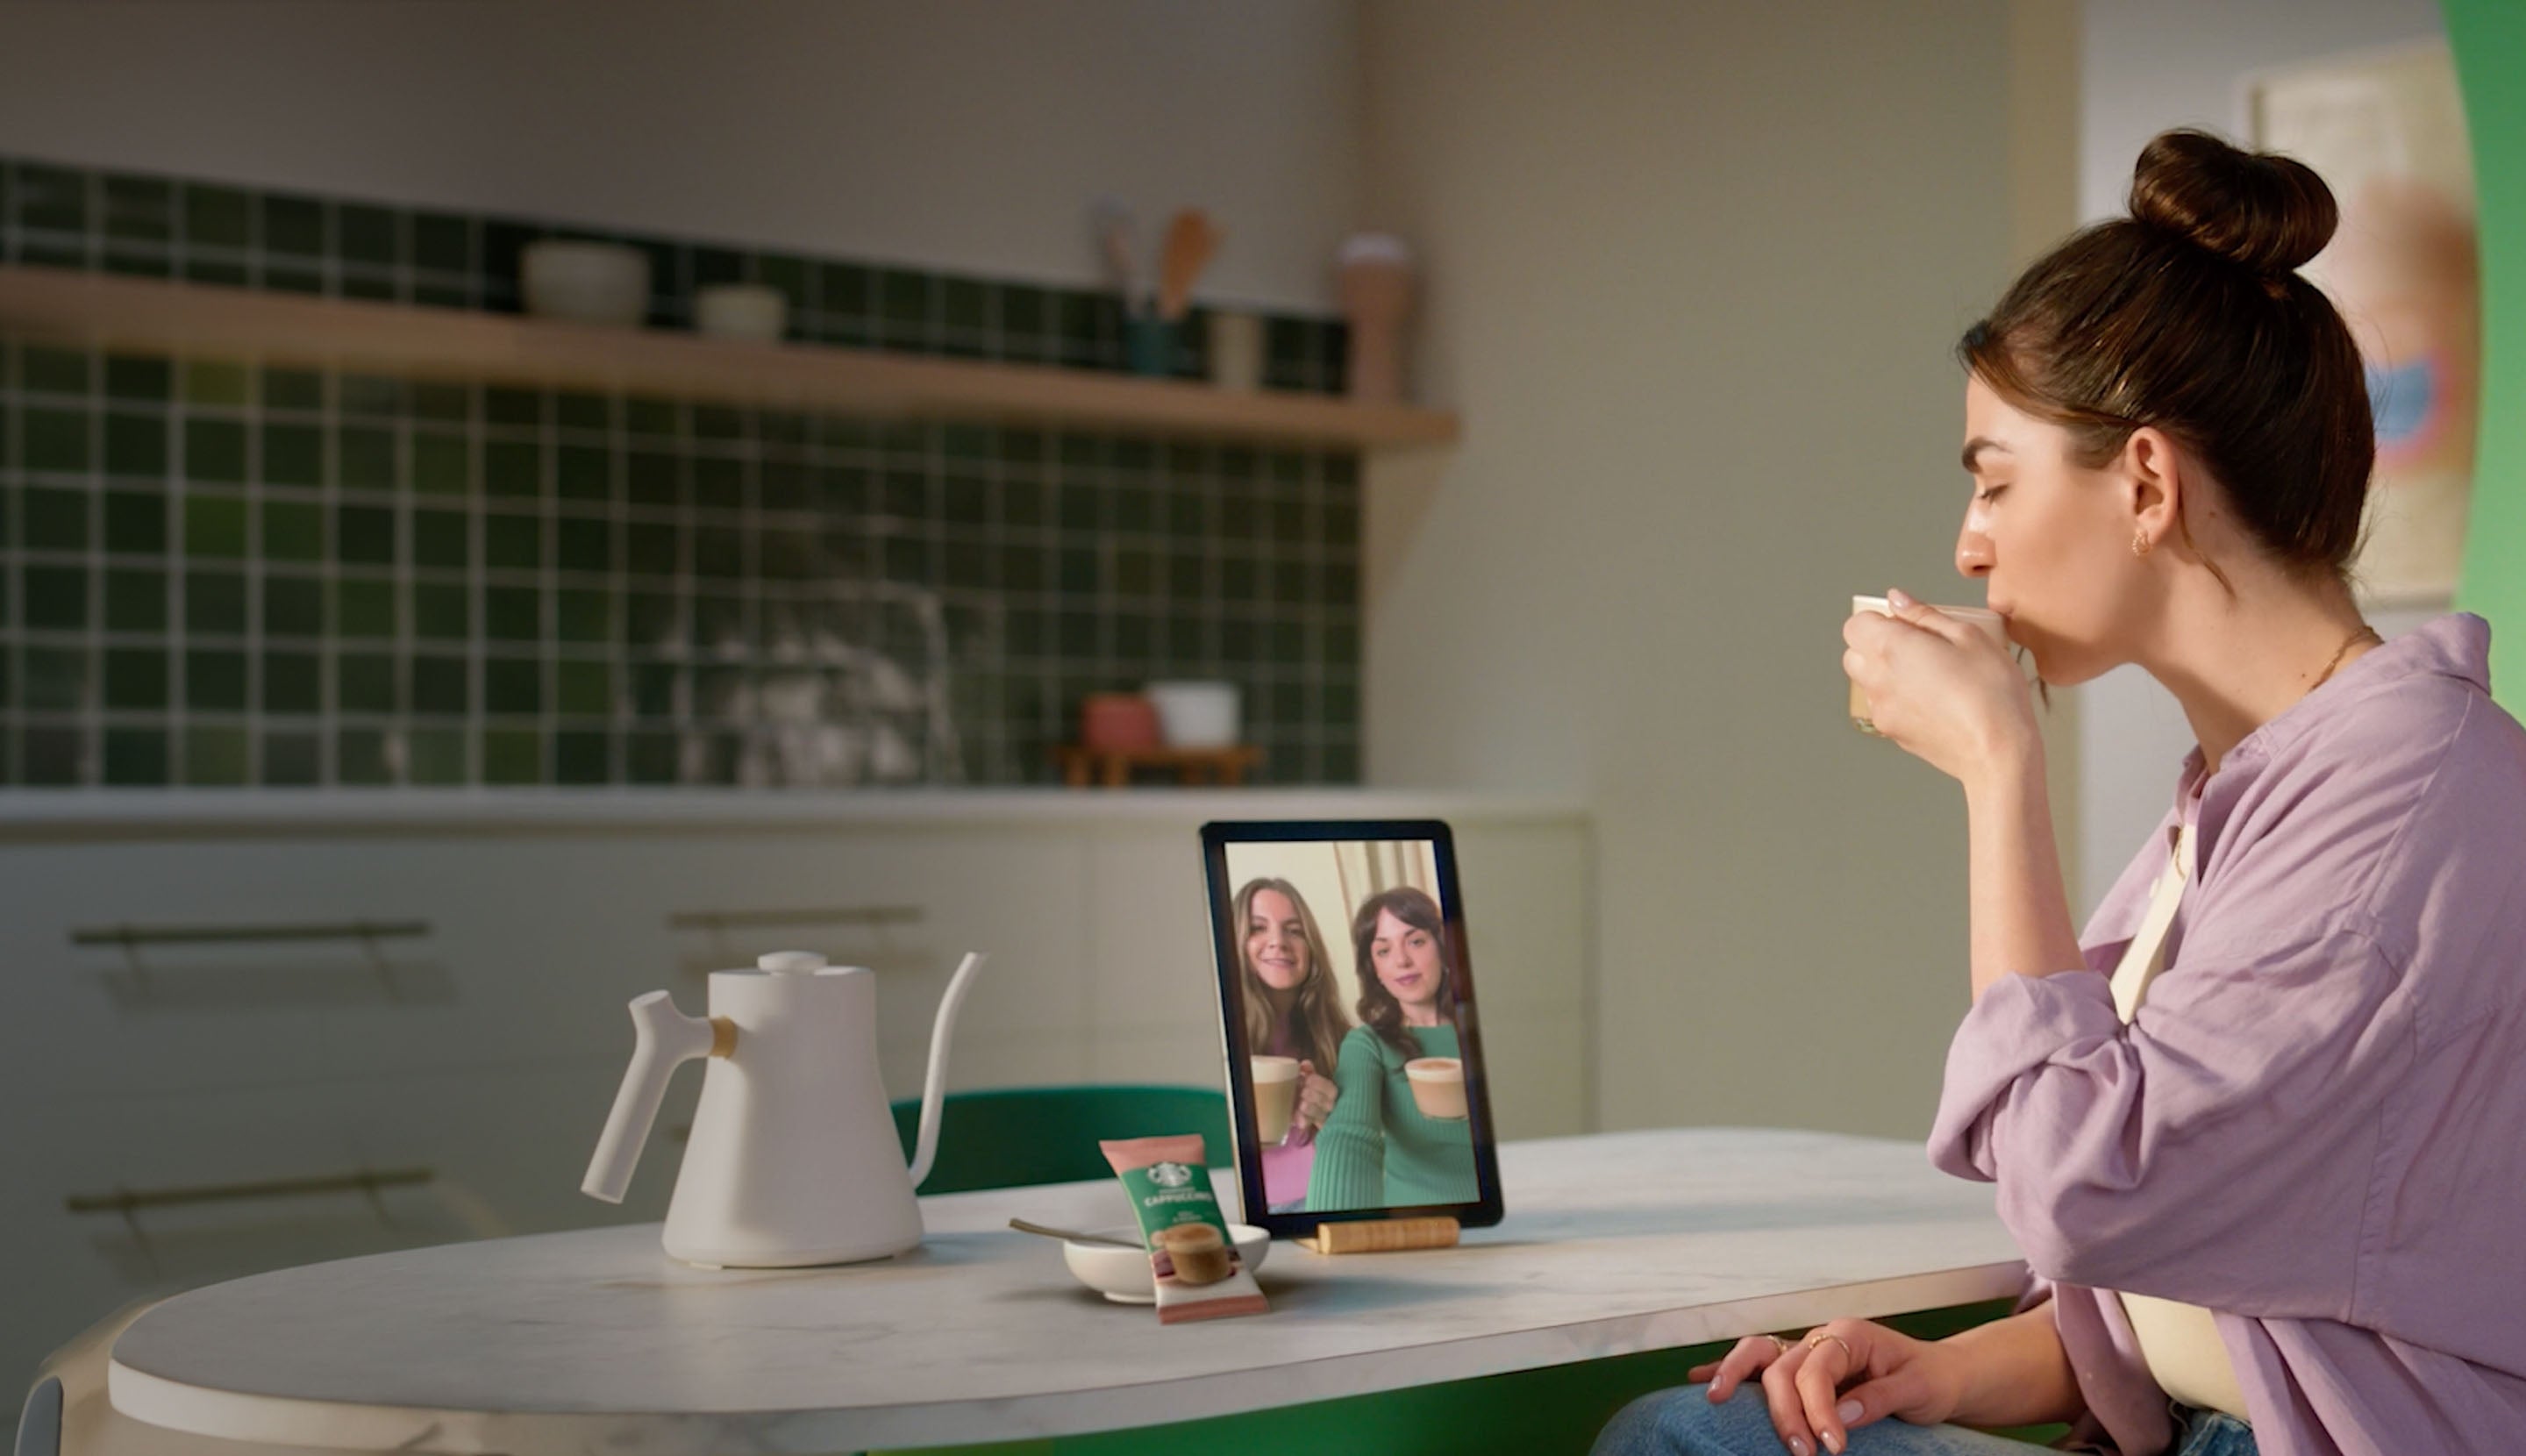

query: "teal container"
xmin=1124 ymin=316 xmax=1178 ymax=376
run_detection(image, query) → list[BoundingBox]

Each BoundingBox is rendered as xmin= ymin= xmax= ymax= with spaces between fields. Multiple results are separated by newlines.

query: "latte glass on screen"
xmin=1404 ymin=1057 xmax=1467 ymax=1120
xmin=1250 ymin=1055 xmax=1300 ymax=1144
xmin=1847 ymin=596 xmax=2008 ymax=735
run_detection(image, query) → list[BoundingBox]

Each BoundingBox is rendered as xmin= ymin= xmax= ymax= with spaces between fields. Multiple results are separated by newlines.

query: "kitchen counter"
xmin=0 ymin=787 xmax=1588 ymax=840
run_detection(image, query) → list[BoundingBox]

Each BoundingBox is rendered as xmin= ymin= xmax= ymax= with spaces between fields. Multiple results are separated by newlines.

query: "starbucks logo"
xmin=1150 ymin=1161 xmax=1194 ymax=1188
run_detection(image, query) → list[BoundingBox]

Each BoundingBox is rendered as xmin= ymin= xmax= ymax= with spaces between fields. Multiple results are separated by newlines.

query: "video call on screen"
xmin=1222 ymin=839 xmax=1480 ymax=1216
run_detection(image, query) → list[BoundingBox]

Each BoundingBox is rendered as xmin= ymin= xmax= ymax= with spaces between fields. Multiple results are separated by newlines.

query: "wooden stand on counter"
xmin=1301 ymin=1217 xmax=1460 ymax=1255
xmin=1053 ymin=745 xmax=1262 ymax=788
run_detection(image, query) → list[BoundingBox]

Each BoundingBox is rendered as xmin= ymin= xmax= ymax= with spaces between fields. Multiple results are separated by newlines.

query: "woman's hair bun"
xmin=2129 ymin=128 xmax=2337 ymax=276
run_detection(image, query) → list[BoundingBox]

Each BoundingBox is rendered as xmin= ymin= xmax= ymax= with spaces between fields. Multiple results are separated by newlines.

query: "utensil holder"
xmin=1125 ymin=316 xmax=1179 ymax=377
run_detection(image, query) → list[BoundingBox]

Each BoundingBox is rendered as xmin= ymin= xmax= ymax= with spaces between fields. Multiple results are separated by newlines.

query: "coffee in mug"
xmin=1847 ymin=596 xmax=2009 ymax=735
xmin=1250 ymin=1055 xmax=1301 ymax=1144
xmin=1154 ymin=1221 xmax=1232 ymax=1285
xmin=1404 ymin=1057 xmax=1467 ymax=1121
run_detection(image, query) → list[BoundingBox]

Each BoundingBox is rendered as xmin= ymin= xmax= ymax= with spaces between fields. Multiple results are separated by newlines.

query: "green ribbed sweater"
xmin=1304 ymin=1023 xmax=1477 ymax=1211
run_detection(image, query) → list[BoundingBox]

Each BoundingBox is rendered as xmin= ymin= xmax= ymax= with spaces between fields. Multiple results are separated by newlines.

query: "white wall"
xmin=0 ymin=0 xmax=1361 ymax=310
xmin=2072 ymin=0 xmax=2446 ymax=910
xmin=1358 ymin=0 xmax=2056 ymax=1138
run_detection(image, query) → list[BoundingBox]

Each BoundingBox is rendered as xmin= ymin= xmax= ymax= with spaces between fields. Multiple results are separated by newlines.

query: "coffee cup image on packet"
xmin=1100 ymin=1133 xmax=1270 ymax=1323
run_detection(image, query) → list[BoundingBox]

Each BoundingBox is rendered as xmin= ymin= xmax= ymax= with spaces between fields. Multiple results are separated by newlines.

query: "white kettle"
xmin=582 ymin=949 xmax=987 ymax=1267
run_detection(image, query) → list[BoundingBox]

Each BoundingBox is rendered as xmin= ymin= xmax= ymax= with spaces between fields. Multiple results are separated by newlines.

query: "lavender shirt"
xmin=1929 ymin=615 xmax=2526 ymax=1456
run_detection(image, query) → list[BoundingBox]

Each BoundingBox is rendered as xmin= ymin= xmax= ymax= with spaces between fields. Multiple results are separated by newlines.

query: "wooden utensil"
xmin=1156 ymin=209 xmax=1222 ymax=322
xmin=1091 ymin=197 xmax=1144 ymax=317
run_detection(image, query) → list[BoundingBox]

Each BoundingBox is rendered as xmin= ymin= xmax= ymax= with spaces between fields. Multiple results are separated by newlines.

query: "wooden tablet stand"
xmin=1301 ymin=1216 xmax=1460 ymax=1254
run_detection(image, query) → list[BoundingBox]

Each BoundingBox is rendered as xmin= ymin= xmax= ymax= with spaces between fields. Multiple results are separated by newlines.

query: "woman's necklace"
xmin=2309 ymin=623 xmax=2382 ymax=694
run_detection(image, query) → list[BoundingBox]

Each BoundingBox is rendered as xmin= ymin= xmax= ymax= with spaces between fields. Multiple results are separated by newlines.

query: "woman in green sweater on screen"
xmin=1306 ymin=886 xmax=1480 ymax=1211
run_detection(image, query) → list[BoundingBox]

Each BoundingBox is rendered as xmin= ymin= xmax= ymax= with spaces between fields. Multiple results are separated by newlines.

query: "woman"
xmin=1307 ymin=886 xmax=1479 ymax=1211
xmin=1232 ymin=876 xmax=1345 ymax=1211
xmin=1599 ymin=131 xmax=2526 ymax=1456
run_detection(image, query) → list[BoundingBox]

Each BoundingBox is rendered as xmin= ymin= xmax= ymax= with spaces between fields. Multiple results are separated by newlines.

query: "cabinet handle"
xmin=68 ymin=1165 xmax=437 ymax=1270
xmin=70 ymin=918 xmax=432 ymax=950
xmin=665 ymin=905 xmax=921 ymax=932
xmin=66 ymin=1165 xmax=434 ymax=1217
xmin=72 ymin=919 xmax=433 ymax=1000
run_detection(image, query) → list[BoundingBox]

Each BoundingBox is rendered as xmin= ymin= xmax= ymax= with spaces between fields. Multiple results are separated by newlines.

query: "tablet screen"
xmin=1201 ymin=819 xmax=1502 ymax=1234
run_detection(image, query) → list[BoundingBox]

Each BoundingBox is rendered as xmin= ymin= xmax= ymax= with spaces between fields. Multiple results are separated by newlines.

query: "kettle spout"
xmin=906 ymin=952 xmax=988 ymax=1190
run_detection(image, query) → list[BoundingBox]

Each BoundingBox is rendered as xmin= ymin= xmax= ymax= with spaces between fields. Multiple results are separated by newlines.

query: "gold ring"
xmin=1763 ymin=1334 xmax=1791 ymax=1356
xmin=1804 ymin=1331 xmax=1854 ymax=1365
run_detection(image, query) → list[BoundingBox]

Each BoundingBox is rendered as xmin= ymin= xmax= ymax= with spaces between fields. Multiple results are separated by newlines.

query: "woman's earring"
xmin=2131 ymin=531 xmax=2152 ymax=558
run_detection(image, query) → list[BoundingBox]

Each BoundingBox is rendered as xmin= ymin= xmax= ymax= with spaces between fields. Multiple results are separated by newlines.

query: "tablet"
xmin=1200 ymin=819 xmax=1504 ymax=1238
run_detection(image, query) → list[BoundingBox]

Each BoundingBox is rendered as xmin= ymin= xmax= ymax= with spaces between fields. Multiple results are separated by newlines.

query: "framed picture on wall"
xmin=2249 ymin=39 xmax=2480 ymax=606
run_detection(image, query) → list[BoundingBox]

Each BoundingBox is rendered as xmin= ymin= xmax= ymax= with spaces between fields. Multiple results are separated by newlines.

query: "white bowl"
xmin=520 ymin=240 xmax=650 ymax=327
xmin=694 ymin=282 xmax=788 ymax=342
xmin=1144 ymin=681 xmax=1241 ymax=749
xmin=1061 ymin=1224 xmax=1270 ymax=1304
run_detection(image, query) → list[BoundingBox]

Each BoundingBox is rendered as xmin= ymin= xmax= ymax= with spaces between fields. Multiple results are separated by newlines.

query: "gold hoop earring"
xmin=2131 ymin=531 xmax=2152 ymax=558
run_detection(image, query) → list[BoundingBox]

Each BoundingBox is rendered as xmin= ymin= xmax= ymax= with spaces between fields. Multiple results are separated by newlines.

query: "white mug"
xmin=1847 ymin=596 xmax=2007 ymax=735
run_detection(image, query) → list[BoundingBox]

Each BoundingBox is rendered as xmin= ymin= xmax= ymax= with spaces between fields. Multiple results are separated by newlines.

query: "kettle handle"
xmin=582 ymin=991 xmax=726 ymax=1204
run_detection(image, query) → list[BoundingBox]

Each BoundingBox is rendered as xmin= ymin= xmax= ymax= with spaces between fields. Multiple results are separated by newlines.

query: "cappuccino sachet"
xmin=1099 ymin=1133 xmax=1269 ymax=1324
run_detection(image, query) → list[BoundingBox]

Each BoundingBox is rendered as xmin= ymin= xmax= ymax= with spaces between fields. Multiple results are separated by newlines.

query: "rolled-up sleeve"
xmin=1926 ymin=930 xmax=2401 ymax=1312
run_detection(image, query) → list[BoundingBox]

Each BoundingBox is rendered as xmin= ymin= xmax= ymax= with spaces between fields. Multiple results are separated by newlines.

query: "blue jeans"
xmin=1593 ymin=1383 xmax=2258 ymax=1456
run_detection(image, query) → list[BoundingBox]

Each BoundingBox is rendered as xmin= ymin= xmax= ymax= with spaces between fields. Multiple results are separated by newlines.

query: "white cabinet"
xmin=0 ymin=793 xmax=1589 ymax=1388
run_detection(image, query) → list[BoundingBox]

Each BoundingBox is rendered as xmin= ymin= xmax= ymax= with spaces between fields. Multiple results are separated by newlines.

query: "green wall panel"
xmin=2447 ymin=0 xmax=2526 ymax=704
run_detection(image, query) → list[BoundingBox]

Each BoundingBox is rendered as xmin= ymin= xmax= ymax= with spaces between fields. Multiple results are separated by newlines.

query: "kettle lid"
xmin=756 ymin=951 xmax=828 ymax=974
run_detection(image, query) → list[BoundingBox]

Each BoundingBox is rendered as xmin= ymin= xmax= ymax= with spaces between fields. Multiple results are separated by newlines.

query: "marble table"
xmin=109 ymin=1128 xmax=2027 ymax=1454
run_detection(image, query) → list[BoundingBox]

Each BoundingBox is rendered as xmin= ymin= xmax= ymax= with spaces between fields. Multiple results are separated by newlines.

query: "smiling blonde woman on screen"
xmin=1595 ymin=130 xmax=2526 ymax=1456
xmin=1233 ymin=876 xmax=1347 ymax=1212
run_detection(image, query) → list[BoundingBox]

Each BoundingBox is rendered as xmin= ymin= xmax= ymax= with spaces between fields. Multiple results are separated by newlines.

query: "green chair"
xmin=888 ymin=1084 xmax=1233 ymax=1195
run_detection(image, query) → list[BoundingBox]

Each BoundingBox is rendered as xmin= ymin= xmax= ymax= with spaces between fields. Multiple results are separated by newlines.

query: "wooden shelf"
xmin=0 ymin=267 xmax=1456 ymax=453
xmin=1053 ymin=745 xmax=1264 ymax=788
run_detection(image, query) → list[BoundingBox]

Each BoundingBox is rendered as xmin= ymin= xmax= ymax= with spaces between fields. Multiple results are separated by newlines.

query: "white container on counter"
xmin=1145 ymin=681 xmax=1241 ymax=748
xmin=694 ymin=283 xmax=788 ymax=343
xmin=520 ymin=241 xmax=651 ymax=327
xmin=1206 ymin=310 xmax=1265 ymax=392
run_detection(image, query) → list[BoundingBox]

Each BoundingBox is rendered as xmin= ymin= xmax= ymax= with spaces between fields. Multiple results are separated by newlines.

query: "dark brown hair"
xmin=1350 ymin=886 xmax=1457 ymax=1059
xmin=1959 ymin=129 xmax=2373 ymax=590
xmin=1232 ymin=877 xmax=1350 ymax=1074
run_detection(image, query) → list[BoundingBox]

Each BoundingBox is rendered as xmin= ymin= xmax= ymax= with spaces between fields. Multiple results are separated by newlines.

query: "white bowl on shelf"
xmin=1145 ymin=681 xmax=1241 ymax=749
xmin=520 ymin=240 xmax=650 ymax=326
xmin=694 ymin=283 xmax=788 ymax=342
xmin=1060 ymin=1224 xmax=1271 ymax=1303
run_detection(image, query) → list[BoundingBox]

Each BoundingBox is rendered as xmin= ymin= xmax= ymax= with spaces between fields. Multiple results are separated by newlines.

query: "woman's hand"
xmin=1844 ymin=588 xmax=2037 ymax=787
xmin=1688 ymin=1318 xmax=1966 ymax=1456
xmin=1292 ymin=1060 xmax=1337 ymax=1134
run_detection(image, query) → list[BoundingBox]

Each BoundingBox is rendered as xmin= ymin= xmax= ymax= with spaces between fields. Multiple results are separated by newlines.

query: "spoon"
xmin=1008 ymin=1217 xmax=1141 ymax=1249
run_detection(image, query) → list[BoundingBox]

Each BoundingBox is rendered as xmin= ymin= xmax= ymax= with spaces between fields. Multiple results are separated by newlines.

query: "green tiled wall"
xmin=0 ymin=156 xmax=1350 ymax=388
xmin=0 ymin=158 xmax=1362 ymax=789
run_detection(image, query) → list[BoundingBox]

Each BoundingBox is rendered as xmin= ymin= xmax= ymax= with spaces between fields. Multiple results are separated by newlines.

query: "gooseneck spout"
xmin=906 ymin=953 xmax=988 ymax=1189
